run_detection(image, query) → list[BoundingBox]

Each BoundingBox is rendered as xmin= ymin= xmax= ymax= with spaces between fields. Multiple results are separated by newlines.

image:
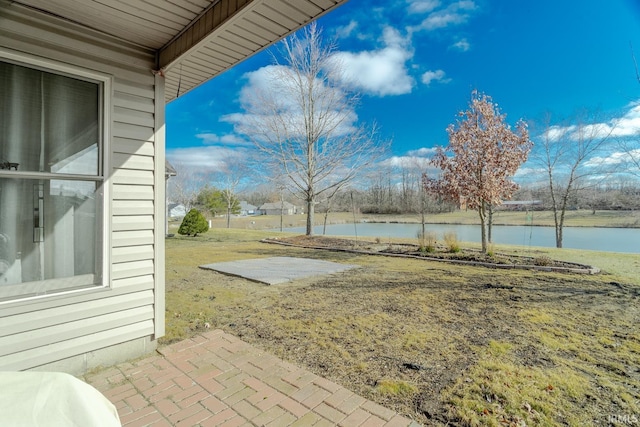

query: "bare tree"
xmin=211 ymin=156 xmax=251 ymax=228
xmin=167 ymin=161 xmax=204 ymax=214
xmin=408 ymin=158 xmax=431 ymax=238
xmin=535 ymin=112 xmax=616 ymax=247
xmin=617 ymin=138 xmax=640 ymax=178
xmin=425 ymin=91 xmax=532 ymax=253
xmin=623 ymin=43 xmax=640 ymax=177
xmin=226 ymin=23 xmax=387 ymax=235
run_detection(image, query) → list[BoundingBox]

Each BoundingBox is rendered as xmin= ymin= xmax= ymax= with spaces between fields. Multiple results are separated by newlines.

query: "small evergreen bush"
xmin=178 ymin=209 xmax=209 ymax=236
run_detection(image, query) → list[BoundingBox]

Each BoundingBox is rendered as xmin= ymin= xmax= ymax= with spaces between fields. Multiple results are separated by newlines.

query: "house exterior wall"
xmin=264 ymin=208 xmax=295 ymax=216
xmin=0 ymin=5 xmax=164 ymax=373
xmin=259 ymin=202 xmax=299 ymax=216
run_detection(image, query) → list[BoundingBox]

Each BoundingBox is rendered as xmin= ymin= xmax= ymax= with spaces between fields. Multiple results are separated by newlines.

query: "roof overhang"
xmin=11 ymin=0 xmax=348 ymax=103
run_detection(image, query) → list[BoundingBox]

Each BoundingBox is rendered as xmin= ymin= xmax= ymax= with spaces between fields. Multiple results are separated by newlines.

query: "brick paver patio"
xmin=84 ymin=330 xmax=421 ymax=427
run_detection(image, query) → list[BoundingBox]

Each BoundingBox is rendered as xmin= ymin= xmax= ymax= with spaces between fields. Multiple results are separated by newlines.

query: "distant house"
xmin=165 ymin=160 xmax=177 ymax=180
xmin=168 ymin=203 xmax=187 ymax=218
xmin=259 ymin=202 xmax=302 ymax=216
xmin=239 ymin=201 xmax=257 ymax=216
xmin=165 ymin=161 xmax=177 ymax=234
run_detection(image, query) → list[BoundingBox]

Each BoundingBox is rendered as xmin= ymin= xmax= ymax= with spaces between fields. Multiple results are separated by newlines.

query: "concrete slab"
xmin=199 ymin=256 xmax=359 ymax=285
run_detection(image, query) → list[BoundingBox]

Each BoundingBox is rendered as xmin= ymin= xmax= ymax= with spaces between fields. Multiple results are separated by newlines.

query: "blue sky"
xmin=166 ymin=0 xmax=640 ymax=177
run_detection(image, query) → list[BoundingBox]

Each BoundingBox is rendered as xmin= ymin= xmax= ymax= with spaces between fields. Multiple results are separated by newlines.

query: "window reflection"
xmin=0 ymin=59 xmax=103 ymax=301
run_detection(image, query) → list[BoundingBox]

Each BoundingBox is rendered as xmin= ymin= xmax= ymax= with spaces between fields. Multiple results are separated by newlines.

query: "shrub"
xmin=443 ymin=231 xmax=461 ymax=253
xmin=178 ymin=209 xmax=209 ymax=236
xmin=534 ymin=255 xmax=553 ymax=266
xmin=417 ymin=230 xmax=437 ymax=252
xmin=487 ymin=243 xmax=496 ymax=258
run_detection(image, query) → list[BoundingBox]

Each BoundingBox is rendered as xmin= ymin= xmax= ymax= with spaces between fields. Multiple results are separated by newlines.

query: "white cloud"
xmin=410 ymin=0 xmax=478 ymax=32
xmin=335 ymin=20 xmax=359 ymax=39
xmin=330 ymin=27 xmax=415 ymax=96
xmin=610 ymin=103 xmax=640 ymax=137
xmin=541 ymin=125 xmax=576 ymax=142
xmin=584 ymin=149 xmax=640 ymax=168
xmin=380 ymin=155 xmax=433 ymax=169
xmin=221 ymin=64 xmax=360 ymax=141
xmin=375 ymin=147 xmax=440 ymax=171
xmin=167 ymin=146 xmax=249 ymax=174
xmin=533 ymin=102 xmax=640 ymax=178
xmin=419 ymin=12 xmax=466 ymax=30
xmin=542 ymin=103 xmax=640 ymax=142
xmin=196 ymin=132 xmax=252 ymax=147
xmin=407 ymin=0 xmax=441 ymax=14
xmin=451 ymin=38 xmax=471 ymax=51
xmin=421 ymin=69 xmax=451 ymax=86
xmin=513 ymin=166 xmax=549 ymax=185
xmin=407 ymin=147 xmax=438 ymax=157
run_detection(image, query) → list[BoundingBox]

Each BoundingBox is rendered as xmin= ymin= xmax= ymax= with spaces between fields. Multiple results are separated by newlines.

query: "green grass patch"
xmin=487 ymin=340 xmax=512 ymax=357
xmin=375 ymin=379 xmax=418 ymax=397
xmin=518 ymin=308 xmax=554 ymax=324
xmin=444 ymin=342 xmax=594 ymax=426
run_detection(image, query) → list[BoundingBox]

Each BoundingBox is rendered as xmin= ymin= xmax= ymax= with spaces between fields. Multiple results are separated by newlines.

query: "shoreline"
xmin=179 ymin=209 xmax=640 ymax=231
xmin=359 ymin=219 xmax=640 ymax=229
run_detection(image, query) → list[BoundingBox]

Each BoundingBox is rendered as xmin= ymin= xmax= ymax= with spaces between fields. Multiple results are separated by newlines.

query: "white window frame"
xmin=0 ymin=47 xmax=112 ymax=305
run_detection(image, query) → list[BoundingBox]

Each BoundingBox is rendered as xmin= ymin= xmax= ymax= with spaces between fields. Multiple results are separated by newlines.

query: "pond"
xmin=284 ymin=223 xmax=640 ymax=254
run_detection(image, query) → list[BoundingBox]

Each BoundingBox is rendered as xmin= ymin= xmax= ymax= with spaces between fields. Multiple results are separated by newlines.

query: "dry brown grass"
xmin=164 ymin=229 xmax=640 ymax=426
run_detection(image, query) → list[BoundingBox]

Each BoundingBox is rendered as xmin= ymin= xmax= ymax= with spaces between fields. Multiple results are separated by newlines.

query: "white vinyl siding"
xmin=0 ymin=5 xmax=163 ymax=371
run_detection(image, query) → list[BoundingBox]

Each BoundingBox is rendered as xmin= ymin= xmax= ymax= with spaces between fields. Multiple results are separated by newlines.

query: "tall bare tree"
xmin=211 ymin=156 xmax=251 ymax=228
xmin=167 ymin=161 xmax=204 ymax=214
xmin=536 ymin=112 xmax=615 ymax=247
xmin=226 ymin=22 xmax=386 ymax=235
xmin=617 ymin=138 xmax=640 ymax=178
xmin=425 ymin=91 xmax=532 ymax=253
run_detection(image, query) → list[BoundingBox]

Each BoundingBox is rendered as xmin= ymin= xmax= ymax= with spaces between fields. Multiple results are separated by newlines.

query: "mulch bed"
xmin=262 ymin=235 xmax=600 ymax=274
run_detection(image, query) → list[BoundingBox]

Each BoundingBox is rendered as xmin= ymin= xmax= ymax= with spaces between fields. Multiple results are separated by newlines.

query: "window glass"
xmin=0 ymin=59 xmax=104 ymax=302
xmin=0 ymin=61 xmax=99 ymax=175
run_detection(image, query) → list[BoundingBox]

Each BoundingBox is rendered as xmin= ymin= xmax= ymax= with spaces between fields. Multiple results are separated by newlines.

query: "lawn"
xmin=163 ymin=228 xmax=639 ymax=426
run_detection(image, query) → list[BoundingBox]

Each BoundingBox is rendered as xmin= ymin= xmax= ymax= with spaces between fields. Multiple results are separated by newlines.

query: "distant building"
xmin=258 ymin=201 xmax=302 ymax=216
xmin=168 ymin=203 xmax=187 ymax=218
xmin=239 ymin=201 xmax=258 ymax=216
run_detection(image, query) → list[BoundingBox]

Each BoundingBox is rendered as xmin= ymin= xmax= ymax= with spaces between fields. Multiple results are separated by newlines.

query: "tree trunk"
xmin=556 ymin=207 xmax=566 ymax=248
xmin=420 ymin=185 xmax=426 ymax=238
xmin=487 ymin=204 xmax=493 ymax=243
xmin=306 ymin=198 xmax=314 ymax=236
xmin=322 ymin=197 xmax=333 ymax=235
xmin=556 ymin=227 xmax=563 ymax=248
xmin=555 ymin=190 xmax=571 ymax=249
xmin=478 ymin=202 xmax=488 ymax=253
xmin=226 ymin=205 xmax=231 ymax=228
xmin=280 ymin=193 xmax=284 ymax=232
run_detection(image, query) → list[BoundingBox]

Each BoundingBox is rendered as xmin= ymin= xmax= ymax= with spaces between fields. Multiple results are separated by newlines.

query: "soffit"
xmin=12 ymin=0 xmax=347 ymax=103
